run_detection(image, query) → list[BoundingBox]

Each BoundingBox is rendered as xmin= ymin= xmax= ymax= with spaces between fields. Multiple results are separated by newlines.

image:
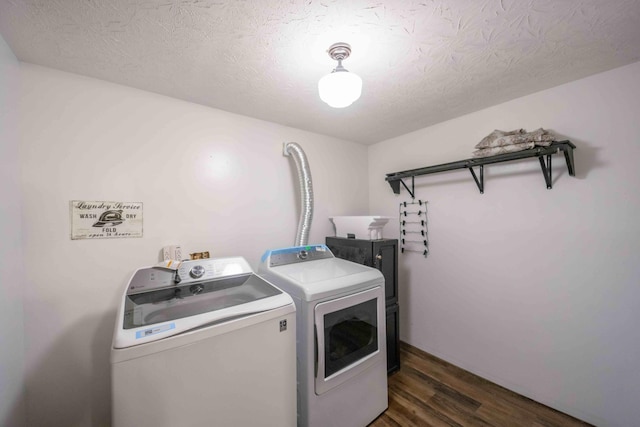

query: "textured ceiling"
xmin=1 ymin=0 xmax=640 ymax=144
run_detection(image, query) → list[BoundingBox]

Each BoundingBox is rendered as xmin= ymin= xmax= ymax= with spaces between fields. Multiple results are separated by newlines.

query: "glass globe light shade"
xmin=318 ymin=69 xmax=363 ymax=108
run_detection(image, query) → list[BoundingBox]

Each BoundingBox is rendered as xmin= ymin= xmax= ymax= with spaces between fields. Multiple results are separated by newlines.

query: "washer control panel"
xmin=190 ymin=265 xmax=206 ymax=279
xmin=127 ymin=257 xmax=253 ymax=294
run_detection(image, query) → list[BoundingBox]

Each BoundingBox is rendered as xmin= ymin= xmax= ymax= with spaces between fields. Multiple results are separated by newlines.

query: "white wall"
xmin=0 ymin=35 xmax=26 ymax=427
xmin=18 ymin=63 xmax=369 ymax=427
xmin=369 ymin=61 xmax=640 ymax=427
xmin=14 ymin=52 xmax=640 ymax=427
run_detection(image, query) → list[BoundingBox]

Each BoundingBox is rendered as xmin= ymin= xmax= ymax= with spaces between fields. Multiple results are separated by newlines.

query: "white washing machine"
xmin=258 ymin=244 xmax=388 ymax=427
xmin=111 ymin=256 xmax=296 ymax=427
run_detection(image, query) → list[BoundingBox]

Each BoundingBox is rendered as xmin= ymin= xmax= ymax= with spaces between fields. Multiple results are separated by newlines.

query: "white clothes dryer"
xmin=111 ymin=257 xmax=296 ymax=427
xmin=259 ymin=244 xmax=388 ymax=427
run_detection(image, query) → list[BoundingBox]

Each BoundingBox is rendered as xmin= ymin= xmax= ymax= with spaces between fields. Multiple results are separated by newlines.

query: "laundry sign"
xmin=70 ymin=200 xmax=143 ymax=240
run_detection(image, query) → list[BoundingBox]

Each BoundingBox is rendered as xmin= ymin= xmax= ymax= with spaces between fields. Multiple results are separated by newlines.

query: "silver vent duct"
xmin=283 ymin=142 xmax=314 ymax=246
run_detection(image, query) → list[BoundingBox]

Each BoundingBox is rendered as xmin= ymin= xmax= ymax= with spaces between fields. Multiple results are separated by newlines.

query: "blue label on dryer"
xmin=261 ymin=244 xmax=333 ymax=266
xmin=261 ymin=244 xmax=329 ymax=262
xmin=136 ymin=322 xmax=175 ymax=339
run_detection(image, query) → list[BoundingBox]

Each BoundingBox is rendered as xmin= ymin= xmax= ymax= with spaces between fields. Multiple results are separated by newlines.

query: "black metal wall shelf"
xmin=386 ymin=140 xmax=576 ymax=197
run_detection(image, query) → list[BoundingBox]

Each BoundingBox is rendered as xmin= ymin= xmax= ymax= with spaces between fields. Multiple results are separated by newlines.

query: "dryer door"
xmin=314 ymin=286 xmax=385 ymax=395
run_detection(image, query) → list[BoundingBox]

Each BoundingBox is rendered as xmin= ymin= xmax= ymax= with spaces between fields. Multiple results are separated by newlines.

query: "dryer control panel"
xmin=262 ymin=244 xmax=334 ymax=267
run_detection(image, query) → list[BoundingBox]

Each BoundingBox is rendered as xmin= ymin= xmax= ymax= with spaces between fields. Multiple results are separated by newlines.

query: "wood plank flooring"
xmin=369 ymin=342 xmax=593 ymax=427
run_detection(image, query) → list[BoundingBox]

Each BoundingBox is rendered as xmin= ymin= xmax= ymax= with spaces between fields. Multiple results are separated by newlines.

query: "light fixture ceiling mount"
xmin=327 ymin=42 xmax=352 ymax=63
xmin=318 ymin=42 xmax=362 ymax=109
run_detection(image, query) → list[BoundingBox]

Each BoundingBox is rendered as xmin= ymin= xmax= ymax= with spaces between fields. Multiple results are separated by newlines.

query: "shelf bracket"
xmin=399 ymin=176 xmax=415 ymax=199
xmin=560 ymin=144 xmax=576 ymax=176
xmin=539 ymin=154 xmax=552 ymax=189
xmin=389 ymin=176 xmax=415 ymax=199
xmin=389 ymin=179 xmax=401 ymax=194
xmin=468 ymin=165 xmax=484 ymax=194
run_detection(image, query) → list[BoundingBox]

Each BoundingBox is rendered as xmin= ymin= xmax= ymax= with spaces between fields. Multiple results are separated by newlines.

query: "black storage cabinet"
xmin=325 ymin=237 xmax=400 ymax=375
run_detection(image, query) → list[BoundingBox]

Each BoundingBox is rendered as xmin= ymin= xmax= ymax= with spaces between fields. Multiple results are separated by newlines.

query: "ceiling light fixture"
xmin=318 ymin=42 xmax=362 ymax=108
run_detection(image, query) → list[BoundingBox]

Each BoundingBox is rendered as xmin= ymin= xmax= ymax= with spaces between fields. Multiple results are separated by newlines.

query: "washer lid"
xmin=113 ymin=257 xmax=294 ymax=349
xmin=123 ymin=273 xmax=281 ymax=330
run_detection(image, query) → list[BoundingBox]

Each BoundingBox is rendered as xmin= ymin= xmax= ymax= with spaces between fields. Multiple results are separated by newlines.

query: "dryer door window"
xmin=314 ymin=286 xmax=385 ymax=395
xmin=324 ymin=298 xmax=378 ymax=377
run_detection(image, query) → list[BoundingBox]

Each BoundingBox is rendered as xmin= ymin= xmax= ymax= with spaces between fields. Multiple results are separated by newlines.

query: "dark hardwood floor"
xmin=370 ymin=342 xmax=593 ymax=427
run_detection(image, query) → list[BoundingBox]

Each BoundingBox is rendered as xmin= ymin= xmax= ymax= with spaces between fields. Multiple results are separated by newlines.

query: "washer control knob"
xmin=190 ymin=265 xmax=206 ymax=279
xmin=298 ymin=250 xmax=308 ymax=260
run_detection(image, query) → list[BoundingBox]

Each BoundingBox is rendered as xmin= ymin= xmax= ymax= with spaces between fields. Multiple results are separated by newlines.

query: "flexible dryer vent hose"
xmin=283 ymin=142 xmax=314 ymax=247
